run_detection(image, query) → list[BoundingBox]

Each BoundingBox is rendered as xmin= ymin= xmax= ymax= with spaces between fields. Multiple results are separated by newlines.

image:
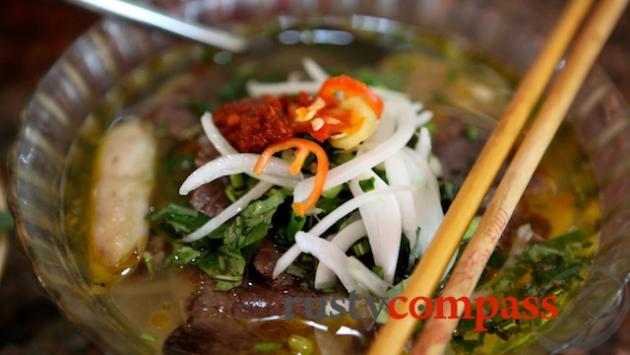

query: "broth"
xmin=62 ymin=23 xmax=600 ymax=354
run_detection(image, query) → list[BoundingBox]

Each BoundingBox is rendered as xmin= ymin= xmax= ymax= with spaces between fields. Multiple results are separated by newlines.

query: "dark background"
xmin=0 ymin=0 xmax=628 ymax=354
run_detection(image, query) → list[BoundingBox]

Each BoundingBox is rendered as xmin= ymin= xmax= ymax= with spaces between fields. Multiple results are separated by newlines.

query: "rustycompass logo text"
xmin=283 ymin=292 xmax=559 ymax=331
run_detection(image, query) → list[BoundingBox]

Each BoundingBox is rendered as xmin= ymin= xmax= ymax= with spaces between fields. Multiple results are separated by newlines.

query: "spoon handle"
xmin=65 ymin=0 xmax=247 ymax=52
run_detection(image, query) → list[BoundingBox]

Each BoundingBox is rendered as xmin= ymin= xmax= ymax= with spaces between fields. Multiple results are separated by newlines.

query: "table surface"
xmin=0 ymin=0 xmax=628 ymax=354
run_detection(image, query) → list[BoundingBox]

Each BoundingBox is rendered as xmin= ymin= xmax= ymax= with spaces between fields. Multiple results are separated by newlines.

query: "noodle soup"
xmin=62 ymin=24 xmax=600 ymax=354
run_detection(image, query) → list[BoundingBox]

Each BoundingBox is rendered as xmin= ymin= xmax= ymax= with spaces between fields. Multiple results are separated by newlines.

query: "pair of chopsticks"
xmin=369 ymin=0 xmax=629 ymax=354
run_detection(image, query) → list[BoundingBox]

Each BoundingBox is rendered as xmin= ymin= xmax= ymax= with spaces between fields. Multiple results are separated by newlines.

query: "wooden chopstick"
xmin=410 ymin=0 xmax=629 ymax=354
xmin=367 ymin=1 xmax=594 ymax=353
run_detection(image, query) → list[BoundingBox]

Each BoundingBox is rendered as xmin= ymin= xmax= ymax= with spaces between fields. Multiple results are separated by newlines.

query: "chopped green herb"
xmin=318 ymin=286 xmax=337 ymax=294
xmin=465 ymin=125 xmax=478 ymax=141
xmin=164 ymin=244 xmax=202 ymax=267
xmin=229 ymin=174 xmax=245 ymax=189
xmin=223 ymin=191 xmax=285 ymax=250
xmin=372 ymin=265 xmax=384 ymax=279
xmin=333 ymin=151 xmax=355 ymax=165
xmin=0 ymin=212 xmax=14 ymax=233
xmin=148 ymin=204 xmax=211 ymax=237
xmin=452 ymin=228 xmax=592 ymax=352
xmin=425 ymin=122 xmax=438 ymax=136
xmin=156 ymin=191 xmax=286 ymax=291
xmin=254 ymin=342 xmax=281 ymax=352
xmin=142 ymin=251 xmax=155 ymax=280
xmin=351 ymin=239 xmax=371 ymax=257
xmin=321 ymin=184 xmax=344 ymax=199
xmin=284 ymin=211 xmax=306 ymax=243
xmin=316 ymin=195 xmax=343 ymax=214
xmin=286 ymin=263 xmax=307 ymax=278
xmin=197 ymin=249 xmax=247 ymax=291
xmin=224 ymin=185 xmax=239 ymax=203
xmin=359 ymin=177 xmax=376 ymax=192
xmin=141 ymin=332 xmax=157 ymax=342
xmin=373 ymin=169 xmax=389 ymax=184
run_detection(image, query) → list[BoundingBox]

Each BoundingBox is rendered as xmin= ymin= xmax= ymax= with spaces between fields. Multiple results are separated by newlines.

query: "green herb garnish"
xmin=149 ymin=204 xmax=211 ymax=237
xmin=372 ymin=265 xmax=384 ymax=279
xmin=465 ymin=125 xmax=479 ymax=141
xmin=254 ymin=342 xmax=281 ymax=352
xmin=142 ymin=251 xmax=155 ymax=280
xmin=141 ymin=332 xmax=157 ymax=342
xmin=351 ymin=239 xmax=371 ymax=257
xmin=153 ymin=191 xmax=286 ymax=290
xmin=359 ymin=177 xmax=376 ymax=192
xmin=284 ymin=211 xmax=306 ymax=243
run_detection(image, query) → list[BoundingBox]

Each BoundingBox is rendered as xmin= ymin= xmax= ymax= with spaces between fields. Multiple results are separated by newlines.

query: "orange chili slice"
xmin=253 ymin=138 xmax=329 ymax=217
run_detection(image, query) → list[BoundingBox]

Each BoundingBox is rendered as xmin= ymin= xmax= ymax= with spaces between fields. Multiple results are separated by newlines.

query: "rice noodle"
xmin=179 ymin=154 xmax=301 ymax=195
xmin=181 ymin=182 xmax=273 ymax=242
xmin=314 ymin=220 xmax=367 ymax=289
xmin=348 ymin=171 xmax=401 ymax=284
xmin=302 ymin=57 xmax=329 ymax=82
xmin=272 ymin=186 xmax=413 ymax=278
xmin=293 ymin=96 xmax=417 ymax=201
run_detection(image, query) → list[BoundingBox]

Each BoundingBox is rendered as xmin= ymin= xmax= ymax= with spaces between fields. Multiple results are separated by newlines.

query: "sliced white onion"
xmin=429 ymin=154 xmax=443 ymax=177
xmin=287 ymin=71 xmax=302 ymax=82
xmin=315 ymin=220 xmax=367 ymax=289
xmin=181 ymin=182 xmax=272 ymax=242
xmin=200 ymin=112 xmax=237 ymax=155
xmin=302 ymin=57 xmax=328 ymax=82
xmin=247 ymin=81 xmax=321 ymax=97
xmin=348 ymin=171 xmax=401 ymax=284
xmin=384 ymin=151 xmax=418 ymax=250
xmin=346 ymin=256 xmax=390 ymax=297
xmin=179 ymin=154 xmax=301 ymax=195
xmin=293 ymin=96 xmax=417 ymax=201
xmin=402 ymin=147 xmax=444 ymax=257
xmin=273 ymin=186 xmax=413 ymax=278
xmin=295 ymin=232 xmax=356 ymax=292
xmin=415 ymin=126 xmax=432 ymax=161
xmin=416 ymin=111 xmax=434 ymax=127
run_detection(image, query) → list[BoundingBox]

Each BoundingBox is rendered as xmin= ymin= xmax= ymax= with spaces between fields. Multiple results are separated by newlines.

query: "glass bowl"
xmin=8 ymin=0 xmax=630 ymax=354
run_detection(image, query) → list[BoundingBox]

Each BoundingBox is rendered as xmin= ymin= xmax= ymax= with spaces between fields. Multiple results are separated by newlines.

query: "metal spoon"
xmin=64 ymin=0 xmax=248 ymax=52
